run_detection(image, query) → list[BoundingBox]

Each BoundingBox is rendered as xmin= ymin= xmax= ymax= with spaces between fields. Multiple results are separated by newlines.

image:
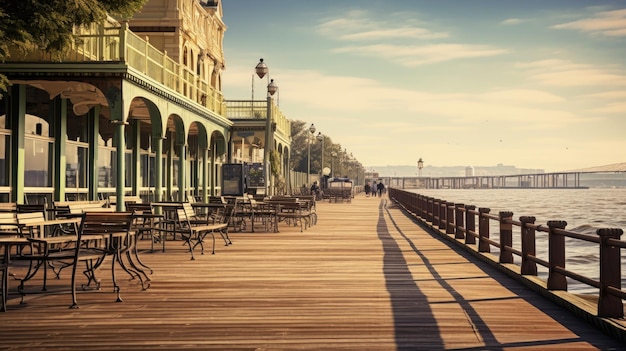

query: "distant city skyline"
xmin=221 ymin=1 xmax=626 ymax=173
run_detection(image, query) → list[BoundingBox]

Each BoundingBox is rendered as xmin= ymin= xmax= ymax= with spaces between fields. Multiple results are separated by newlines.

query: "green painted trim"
xmin=115 ymin=122 xmax=125 ymax=211
xmin=202 ymin=148 xmax=208 ymax=202
xmin=52 ymin=97 xmax=67 ymax=201
xmin=131 ymin=119 xmax=140 ymax=195
xmin=87 ymin=106 xmax=100 ymax=200
xmin=154 ymin=136 xmax=163 ymax=202
xmin=177 ymin=143 xmax=185 ymax=202
xmin=9 ymin=85 xmax=25 ymax=204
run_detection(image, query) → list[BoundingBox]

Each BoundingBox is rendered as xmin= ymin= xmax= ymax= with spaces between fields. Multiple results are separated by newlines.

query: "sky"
xmin=219 ymin=1 xmax=626 ymax=173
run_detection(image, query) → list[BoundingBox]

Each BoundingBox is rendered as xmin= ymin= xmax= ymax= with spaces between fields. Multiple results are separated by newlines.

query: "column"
xmin=9 ymin=85 xmax=25 ymax=203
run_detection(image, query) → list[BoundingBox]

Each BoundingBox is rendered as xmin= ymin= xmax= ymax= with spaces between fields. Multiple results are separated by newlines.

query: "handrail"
xmin=388 ymin=188 xmax=624 ymax=319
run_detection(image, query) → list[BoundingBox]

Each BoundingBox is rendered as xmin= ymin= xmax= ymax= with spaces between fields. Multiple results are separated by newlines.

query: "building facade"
xmin=0 ymin=0 xmax=291 ymax=208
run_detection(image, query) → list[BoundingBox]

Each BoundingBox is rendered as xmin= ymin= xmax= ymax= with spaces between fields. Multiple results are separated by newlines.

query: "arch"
xmin=210 ymin=130 xmax=227 ymax=157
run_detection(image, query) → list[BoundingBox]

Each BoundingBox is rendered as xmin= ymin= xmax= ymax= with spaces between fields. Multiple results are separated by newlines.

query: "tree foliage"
xmin=289 ymin=119 xmax=348 ymax=175
xmin=0 ymin=0 xmax=146 ymax=90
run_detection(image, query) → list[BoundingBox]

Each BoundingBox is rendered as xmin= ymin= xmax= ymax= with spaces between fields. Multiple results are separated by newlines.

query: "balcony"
xmin=4 ymin=17 xmax=226 ymax=117
xmin=225 ymin=99 xmax=291 ymax=137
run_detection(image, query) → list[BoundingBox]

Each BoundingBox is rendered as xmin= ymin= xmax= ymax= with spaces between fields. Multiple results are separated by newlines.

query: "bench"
xmin=266 ymin=199 xmax=311 ymax=232
xmin=325 ymin=188 xmax=352 ymax=203
xmin=173 ymin=207 xmax=232 ymax=259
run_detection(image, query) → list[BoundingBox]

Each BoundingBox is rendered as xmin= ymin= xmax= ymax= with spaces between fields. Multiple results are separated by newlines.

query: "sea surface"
xmin=406 ymin=188 xmax=626 ymax=294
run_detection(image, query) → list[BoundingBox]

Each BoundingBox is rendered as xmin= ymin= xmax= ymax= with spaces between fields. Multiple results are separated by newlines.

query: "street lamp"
xmin=316 ymin=132 xmax=324 ymax=180
xmin=418 ymin=158 xmax=424 ymax=177
xmin=307 ymin=123 xmax=316 ymax=185
xmin=331 ymin=151 xmax=337 ymax=178
xmin=254 ymin=58 xmax=278 ymax=196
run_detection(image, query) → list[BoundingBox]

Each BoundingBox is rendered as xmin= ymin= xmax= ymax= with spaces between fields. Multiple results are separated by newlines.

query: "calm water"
xmin=406 ymin=188 xmax=626 ymax=294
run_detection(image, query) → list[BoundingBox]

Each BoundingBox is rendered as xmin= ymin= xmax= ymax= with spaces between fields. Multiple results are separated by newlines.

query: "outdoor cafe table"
xmin=150 ymin=202 xmax=185 ymax=251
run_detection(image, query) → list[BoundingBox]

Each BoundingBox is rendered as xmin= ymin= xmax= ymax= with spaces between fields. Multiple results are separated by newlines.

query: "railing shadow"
xmin=378 ymin=199 xmax=617 ymax=350
xmin=376 ymin=199 xmax=445 ymax=350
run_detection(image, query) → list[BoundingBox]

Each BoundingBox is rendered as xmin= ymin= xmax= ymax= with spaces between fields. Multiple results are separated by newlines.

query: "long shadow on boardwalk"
xmin=378 ymin=199 xmax=622 ymax=350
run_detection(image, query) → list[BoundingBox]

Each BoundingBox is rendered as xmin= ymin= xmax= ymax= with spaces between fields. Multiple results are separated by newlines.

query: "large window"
xmin=24 ymin=135 xmax=53 ymax=187
xmin=65 ymin=141 xmax=88 ymax=191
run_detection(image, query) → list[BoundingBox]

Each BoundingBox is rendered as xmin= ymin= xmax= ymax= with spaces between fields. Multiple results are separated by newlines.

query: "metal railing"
xmin=389 ymin=188 xmax=625 ymax=318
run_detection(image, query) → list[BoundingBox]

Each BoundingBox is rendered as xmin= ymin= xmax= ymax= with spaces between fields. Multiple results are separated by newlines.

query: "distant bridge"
xmin=382 ymin=170 xmax=626 ymax=189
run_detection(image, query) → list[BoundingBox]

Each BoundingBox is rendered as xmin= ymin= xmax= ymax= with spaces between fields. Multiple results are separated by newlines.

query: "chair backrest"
xmin=0 ymin=212 xmax=19 ymax=233
xmin=16 ymin=203 xmax=46 ymax=214
xmin=126 ymin=202 xmax=152 ymax=214
xmin=176 ymin=208 xmax=191 ymax=229
xmin=0 ymin=203 xmax=17 ymax=212
xmin=79 ymin=212 xmax=133 ymax=237
xmin=16 ymin=212 xmax=46 ymax=237
xmin=212 ymin=203 xmax=235 ymax=225
xmin=69 ymin=202 xmax=107 ymax=214
xmin=124 ymin=196 xmax=142 ymax=205
xmin=209 ymin=196 xmax=226 ymax=204
xmin=182 ymin=202 xmax=195 ymax=217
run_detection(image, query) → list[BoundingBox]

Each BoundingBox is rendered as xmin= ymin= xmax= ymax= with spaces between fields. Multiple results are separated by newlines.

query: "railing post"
xmin=499 ymin=211 xmax=514 ymax=263
xmin=144 ymin=36 xmax=150 ymax=74
xmin=597 ymin=228 xmax=623 ymax=318
xmin=465 ymin=205 xmax=476 ymax=245
xmin=119 ymin=21 xmax=128 ymax=61
xmin=478 ymin=207 xmax=491 ymax=252
xmin=520 ymin=216 xmax=537 ymax=275
xmin=162 ymin=50 xmax=168 ymax=84
xmin=547 ymin=220 xmax=568 ymax=291
xmin=432 ymin=198 xmax=439 ymax=226
xmin=446 ymin=202 xmax=455 ymax=235
xmin=98 ymin=22 xmax=105 ymax=60
xmin=439 ymin=200 xmax=446 ymax=230
xmin=426 ymin=197 xmax=433 ymax=223
xmin=411 ymin=193 xmax=418 ymax=215
xmin=455 ymin=203 xmax=464 ymax=239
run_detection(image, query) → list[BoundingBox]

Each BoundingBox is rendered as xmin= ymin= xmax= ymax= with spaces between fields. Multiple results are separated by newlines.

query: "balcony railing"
xmin=9 ymin=17 xmax=226 ymax=117
xmin=225 ymin=99 xmax=291 ymax=137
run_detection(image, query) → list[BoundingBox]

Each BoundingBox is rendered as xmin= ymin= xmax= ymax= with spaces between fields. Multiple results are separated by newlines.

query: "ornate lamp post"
xmin=307 ymin=123 xmax=316 ymax=185
xmin=316 ymin=132 xmax=324 ymax=181
xmin=418 ymin=158 xmax=424 ymax=177
xmin=254 ymin=58 xmax=278 ymax=195
xmin=331 ymin=151 xmax=337 ymax=178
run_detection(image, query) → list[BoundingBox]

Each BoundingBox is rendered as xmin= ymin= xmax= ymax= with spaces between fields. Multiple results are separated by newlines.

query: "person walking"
xmin=377 ymin=181 xmax=385 ymax=197
xmin=371 ymin=181 xmax=378 ymax=197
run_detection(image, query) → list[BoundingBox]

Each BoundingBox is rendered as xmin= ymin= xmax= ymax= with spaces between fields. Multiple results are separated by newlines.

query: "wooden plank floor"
xmin=1 ymin=195 xmax=624 ymax=350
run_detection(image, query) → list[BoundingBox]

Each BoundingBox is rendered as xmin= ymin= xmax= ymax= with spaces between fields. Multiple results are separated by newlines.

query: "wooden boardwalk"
xmin=1 ymin=196 xmax=624 ymax=350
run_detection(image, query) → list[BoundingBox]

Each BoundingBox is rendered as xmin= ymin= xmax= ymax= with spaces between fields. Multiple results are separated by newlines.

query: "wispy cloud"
xmin=316 ymin=13 xmax=448 ymax=41
xmin=340 ymin=28 xmax=448 ymax=41
xmin=580 ymin=90 xmax=626 ymax=100
xmin=316 ymin=11 xmax=506 ymax=66
xmin=589 ymin=102 xmax=626 ymax=114
xmin=552 ymin=8 xmax=626 ymax=37
xmin=333 ymin=43 xmax=507 ymax=66
xmin=501 ymin=18 xmax=531 ymax=25
xmin=517 ymin=59 xmax=626 ymax=87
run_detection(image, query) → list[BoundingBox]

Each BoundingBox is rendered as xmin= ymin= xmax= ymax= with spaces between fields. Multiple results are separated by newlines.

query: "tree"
xmin=0 ymin=0 xmax=146 ymax=91
xmin=289 ymin=119 xmax=348 ymax=176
